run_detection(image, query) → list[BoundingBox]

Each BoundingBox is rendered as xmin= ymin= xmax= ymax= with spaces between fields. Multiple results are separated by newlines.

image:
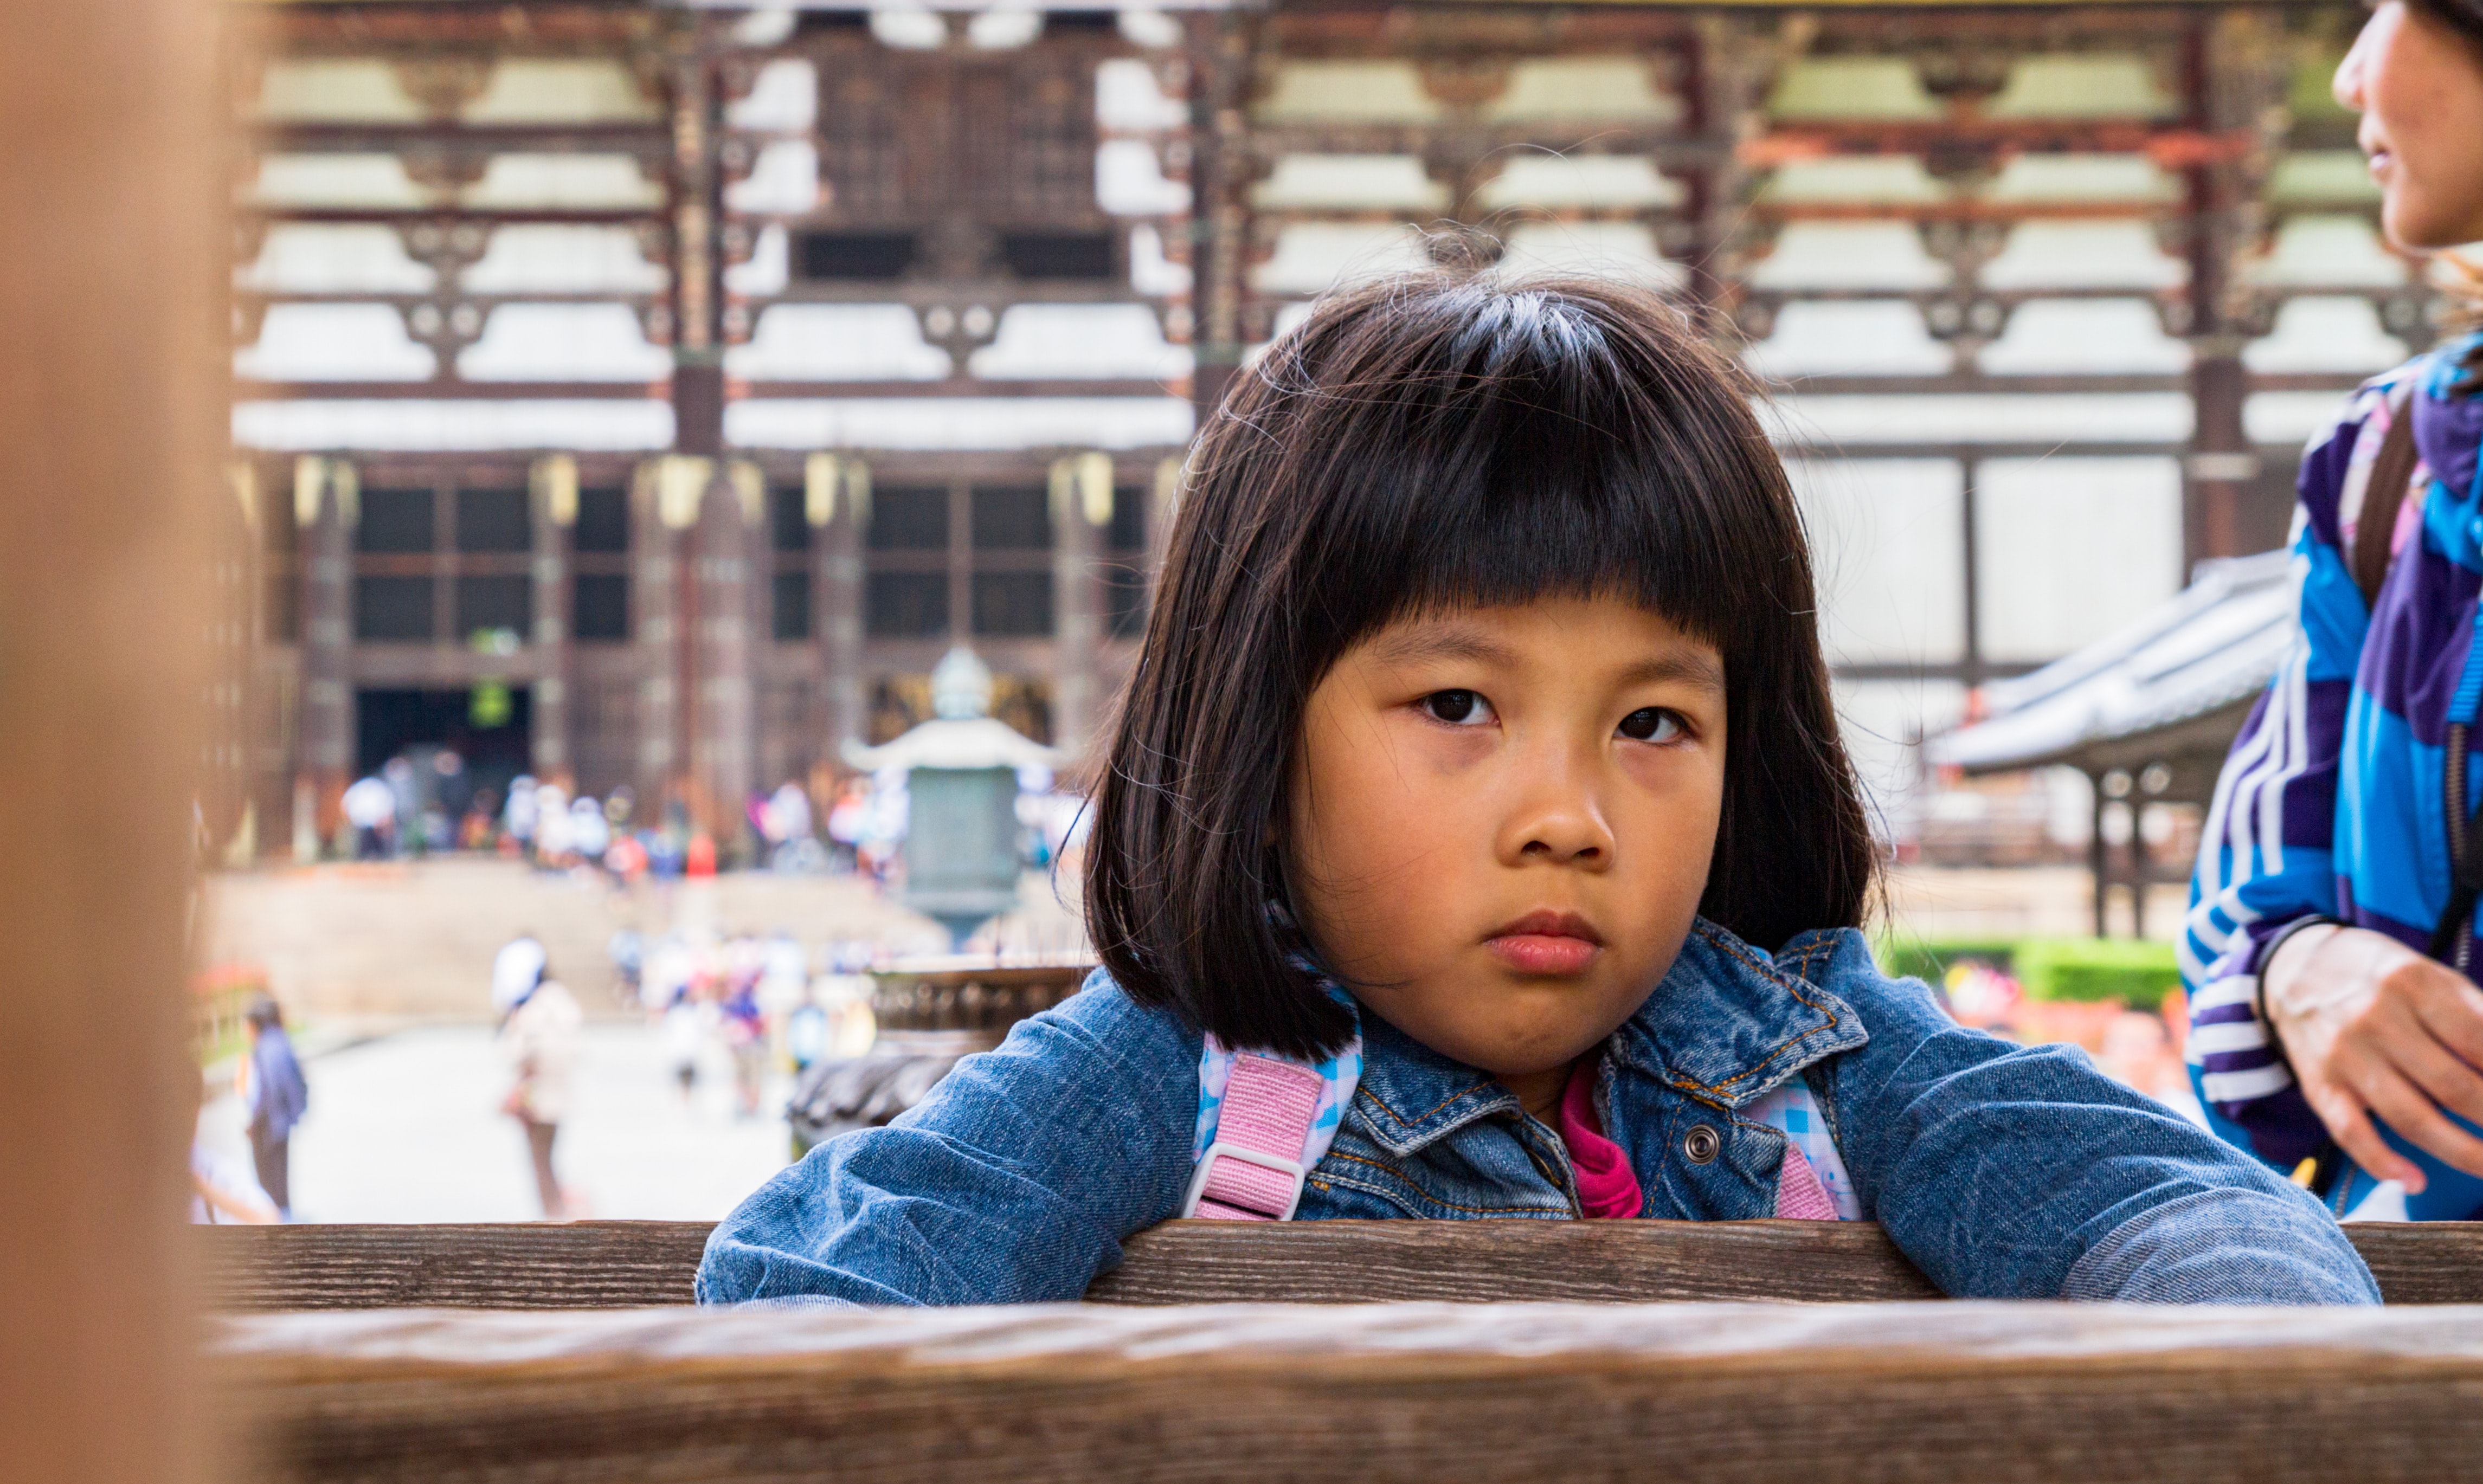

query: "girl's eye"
xmin=1420 ymin=689 xmax=1493 ymax=726
xmin=1618 ymin=707 xmax=1683 ymax=743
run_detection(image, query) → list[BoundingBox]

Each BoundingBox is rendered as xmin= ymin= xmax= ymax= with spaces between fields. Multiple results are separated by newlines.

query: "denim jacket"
xmin=698 ymin=922 xmax=2377 ymax=1306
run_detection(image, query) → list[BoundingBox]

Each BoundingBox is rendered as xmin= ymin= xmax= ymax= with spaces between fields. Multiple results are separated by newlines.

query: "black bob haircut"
xmin=1086 ymin=272 xmax=1877 ymax=1061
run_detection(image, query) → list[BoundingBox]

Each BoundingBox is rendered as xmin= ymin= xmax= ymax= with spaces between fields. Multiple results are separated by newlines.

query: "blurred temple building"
xmin=206 ymin=0 xmax=2441 ymax=859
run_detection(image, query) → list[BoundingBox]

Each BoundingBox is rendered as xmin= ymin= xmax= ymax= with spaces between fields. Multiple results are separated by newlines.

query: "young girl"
xmin=701 ymin=274 xmax=2375 ymax=1306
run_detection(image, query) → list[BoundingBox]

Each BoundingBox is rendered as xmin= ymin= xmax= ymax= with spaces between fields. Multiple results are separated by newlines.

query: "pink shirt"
xmin=1555 ymin=1060 xmax=1644 ymax=1220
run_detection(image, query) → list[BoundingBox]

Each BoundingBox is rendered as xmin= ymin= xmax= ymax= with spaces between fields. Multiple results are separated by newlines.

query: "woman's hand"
xmin=2263 ymin=924 xmax=2483 ymax=1190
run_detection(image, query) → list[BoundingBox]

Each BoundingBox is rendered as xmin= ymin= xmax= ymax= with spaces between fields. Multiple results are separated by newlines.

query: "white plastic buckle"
xmin=1179 ymin=1141 xmax=1307 ymax=1221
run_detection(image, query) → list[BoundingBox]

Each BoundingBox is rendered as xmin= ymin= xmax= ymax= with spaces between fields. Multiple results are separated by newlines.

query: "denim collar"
xmin=1345 ymin=918 xmax=1868 ymax=1158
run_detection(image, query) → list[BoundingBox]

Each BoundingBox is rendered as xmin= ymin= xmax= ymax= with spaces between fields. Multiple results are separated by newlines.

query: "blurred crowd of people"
xmin=334 ymin=752 xmax=1091 ymax=888
xmin=617 ymin=926 xmax=879 ymax=1121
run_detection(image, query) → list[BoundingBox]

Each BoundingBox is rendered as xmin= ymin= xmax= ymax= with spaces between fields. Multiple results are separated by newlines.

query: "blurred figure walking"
xmin=495 ymin=945 xmax=582 ymax=1220
xmin=341 ymin=773 xmax=395 ymax=860
xmin=237 ymin=997 xmax=307 ymax=1220
xmin=191 ymin=1078 xmax=276 ymax=1225
xmin=569 ymin=795 xmax=610 ymax=875
xmin=502 ymin=775 xmax=540 ymax=859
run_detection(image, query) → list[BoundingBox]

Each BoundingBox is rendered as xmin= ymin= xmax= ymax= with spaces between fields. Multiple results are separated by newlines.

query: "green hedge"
xmin=1875 ymin=936 xmax=2182 ymax=1014
xmin=1874 ymin=939 xmax=2019 ymax=990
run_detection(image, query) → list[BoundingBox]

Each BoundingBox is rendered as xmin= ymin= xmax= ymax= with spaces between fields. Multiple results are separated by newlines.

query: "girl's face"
xmin=1285 ymin=596 xmax=1727 ymax=1093
xmin=2336 ymin=1 xmax=2483 ymax=250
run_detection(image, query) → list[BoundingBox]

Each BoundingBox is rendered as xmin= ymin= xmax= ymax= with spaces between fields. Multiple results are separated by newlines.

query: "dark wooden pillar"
xmin=2189 ymin=354 xmax=2254 ymax=564
xmin=2183 ymin=8 xmax=2285 ymax=566
xmin=2089 ymin=771 xmax=2111 ymax=939
xmin=298 ymin=455 xmax=353 ymax=849
xmin=530 ymin=455 xmax=576 ymax=789
xmin=668 ymin=31 xmax=725 ymax=459
xmin=813 ymin=453 xmax=866 ymax=762
xmin=1187 ymin=7 xmax=1249 ymax=422
xmin=209 ymin=461 xmax=261 ymax=860
xmin=633 ymin=459 xmax=688 ymax=809
xmin=695 ymin=467 xmax=759 ymax=851
xmin=1052 ymin=452 xmax=1109 ymax=758
xmin=1682 ymin=14 xmax=1774 ymax=338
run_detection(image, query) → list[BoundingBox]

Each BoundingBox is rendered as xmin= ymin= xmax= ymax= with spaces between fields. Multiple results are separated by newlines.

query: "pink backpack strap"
xmin=1775 ymin=1143 xmax=1839 ymax=1221
xmin=1180 ymin=1053 xmax=1323 ymax=1221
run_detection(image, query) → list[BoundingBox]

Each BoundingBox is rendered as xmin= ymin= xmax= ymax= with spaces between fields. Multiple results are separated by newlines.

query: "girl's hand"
xmin=2263 ymin=924 xmax=2483 ymax=1190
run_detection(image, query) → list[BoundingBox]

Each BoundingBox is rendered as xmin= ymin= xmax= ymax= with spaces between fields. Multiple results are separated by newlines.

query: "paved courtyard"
xmin=188 ymin=857 xmax=2185 ymax=1224
xmin=199 ymin=1022 xmax=799 ymax=1224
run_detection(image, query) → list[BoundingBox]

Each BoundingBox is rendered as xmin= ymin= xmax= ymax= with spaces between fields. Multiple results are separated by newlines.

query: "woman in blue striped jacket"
xmin=2184 ymin=0 xmax=2483 ymax=1219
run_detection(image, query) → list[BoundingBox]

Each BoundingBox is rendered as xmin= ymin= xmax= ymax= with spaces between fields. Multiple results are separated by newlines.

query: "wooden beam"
xmin=214 ymin=1300 xmax=2483 ymax=1484
xmin=1084 ymin=1217 xmax=1944 ymax=1303
xmin=197 ymin=1217 xmax=2483 ymax=1311
xmin=3 ymin=4 xmax=223 ymax=1484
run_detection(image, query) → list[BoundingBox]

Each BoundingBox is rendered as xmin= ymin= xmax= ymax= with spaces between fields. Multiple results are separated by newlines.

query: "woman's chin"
xmin=2383 ymin=196 xmax=2483 ymax=254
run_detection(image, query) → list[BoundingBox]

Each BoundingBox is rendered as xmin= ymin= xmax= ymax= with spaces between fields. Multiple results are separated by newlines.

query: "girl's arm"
xmin=2178 ymin=377 xmax=2391 ymax=1170
xmin=1799 ymin=934 xmax=2378 ymax=1303
xmin=696 ymin=974 xmax=1201 ymax=1307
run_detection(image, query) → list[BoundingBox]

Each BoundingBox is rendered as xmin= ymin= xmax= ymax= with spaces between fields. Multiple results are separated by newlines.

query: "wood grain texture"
xmin=198 ymin=1217 xmax=2483 ymax=1309
xmin=2337 ymin=1221 xmax=2483 ymax=1304
xmin=214 ymin=1301 xmax=2483 ymax=1483
xmin=1086 ymin=1218 xmax=1945 ymax=1302
xmin=201 ymin=1222 xmax=713 ymax=1311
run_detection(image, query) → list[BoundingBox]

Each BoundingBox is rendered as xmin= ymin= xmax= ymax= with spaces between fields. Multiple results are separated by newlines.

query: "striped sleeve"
xmin=2180 ymin=385 xmax=2387 ymax=1168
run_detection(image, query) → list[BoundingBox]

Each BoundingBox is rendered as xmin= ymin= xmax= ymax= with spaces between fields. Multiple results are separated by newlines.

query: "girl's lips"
xmin=1487 ymin=933 xmax=1603 ymax=975
xmin=1483 ymin=911 xmax=1605 ymax=976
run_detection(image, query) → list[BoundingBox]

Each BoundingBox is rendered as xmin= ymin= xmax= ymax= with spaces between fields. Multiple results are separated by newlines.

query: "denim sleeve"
xmin=1800 ymin=934 xmax=2377 ymax=1304
xmin=696 ymin=972 xmax=1202 ymax=1306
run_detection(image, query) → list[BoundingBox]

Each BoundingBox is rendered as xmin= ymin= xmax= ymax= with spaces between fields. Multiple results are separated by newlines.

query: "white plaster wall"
xmin=969 ymin=304 xmax=1191 ymax=380
xmin=237 ymin=225 xmax=436 ymax=294
xmin=2244 ymin=296 xmax=2407 ymax=373
xmin=1789 ymin=457 xmax=1967 ymax=666
xmin=1475 ymin=155 xmax=1680 ymax=211
xmin=234 ymin=399 xmax=673 ymax=452
xmin=235 ymin=304 xmax=436 ymax=382
xmin=727 ymin=59 xmax=818 ymax=133
xmin=459 ymin=304 xmax=672 ymax=382
xmin=1097 ymin=140 xmax=1191 ymax=216
xmin=1253 ymin=223 xmax=1432 ymax=294
xmin=1744 ymin=301 xmax=1952 ymax=378
xmin=725 ymin=305 xmax=951 ymax=382
xmin=726 ymin=397 xmax=1193 ymax=450
xmin=724 ymin=140 xmax=821 ymax=216
xmin=1748 ymin=223 xmax=1950 ymax=291
xmin=1980 ymin=222 xmax=2186 ymax=291
xmin=463 ymin=225 xmax=666 ymax=294
xmin=1973 ymin=456 xmax=2184 ymax=661
xmin=1978 ymin=300 xmax=2191 ymax=375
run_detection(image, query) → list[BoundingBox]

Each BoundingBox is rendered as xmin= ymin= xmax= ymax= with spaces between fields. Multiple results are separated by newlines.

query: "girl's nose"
xmin=1520 ymin=830 xmax=1605 ymax=864
xmin=1500 ymin=777 xmax=1617 ymax=866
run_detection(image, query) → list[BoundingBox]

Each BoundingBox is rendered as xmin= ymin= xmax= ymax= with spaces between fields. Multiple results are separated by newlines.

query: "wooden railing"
xmin=203 ymin=1222 xmax=2483 ymax=1481
xmin=217 ymin=1299 xmax=2483 ymax=1483
xmin=199 ymin=1217 xmax=2483 ymax=1309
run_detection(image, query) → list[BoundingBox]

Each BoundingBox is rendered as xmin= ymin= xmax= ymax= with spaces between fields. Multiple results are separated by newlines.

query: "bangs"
xmin=1253 ymin=276 xmax=1786 ymax=676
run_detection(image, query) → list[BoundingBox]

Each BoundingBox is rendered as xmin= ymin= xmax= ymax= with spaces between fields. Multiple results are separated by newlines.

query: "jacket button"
xmin=1682 ymin=1124 xmax=1721 ymax=1165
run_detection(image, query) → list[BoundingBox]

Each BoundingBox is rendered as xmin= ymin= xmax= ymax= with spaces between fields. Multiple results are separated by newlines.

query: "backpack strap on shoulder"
xmin=1181 ymin=1053 xmax=1325 ymax=1221
xmin=2353 ymin=380 xmax=2422 ymax=609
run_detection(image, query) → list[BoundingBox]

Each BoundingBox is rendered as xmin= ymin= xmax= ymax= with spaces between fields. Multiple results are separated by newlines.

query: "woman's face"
xmin=2336 ymin=1 xmax=2483 ymax=250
